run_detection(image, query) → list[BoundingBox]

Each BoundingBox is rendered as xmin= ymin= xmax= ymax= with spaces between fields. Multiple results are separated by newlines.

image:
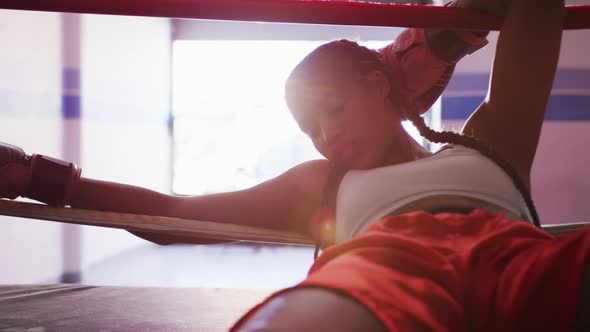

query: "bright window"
xmin=172 ymin=40 xmax=424 ymax=195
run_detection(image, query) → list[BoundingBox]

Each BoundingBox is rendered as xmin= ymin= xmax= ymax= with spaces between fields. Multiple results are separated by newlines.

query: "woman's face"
xmin=288 ymin=71 xmax=406 ymax=169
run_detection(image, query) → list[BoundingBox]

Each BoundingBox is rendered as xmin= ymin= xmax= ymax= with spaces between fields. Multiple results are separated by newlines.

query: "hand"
xmin=0 ymin=143 xmax=31 ymax=200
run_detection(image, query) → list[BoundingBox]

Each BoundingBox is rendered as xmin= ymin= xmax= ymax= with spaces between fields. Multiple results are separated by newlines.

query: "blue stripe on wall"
xmin=446 ymin=69 xmax=590 ymax=93
xmin=62 ymin=68 xmax=80 ymax=119
xmin=546 ymin=95 xmax=590 ymax=120
xmin=441 ymin=96 xmax=482 ymax=120
xmin=442 ymin=95 xmax=590 ymax=121
xmin=62 ymin=95 xmax=81 ymax=119
xmin=446 ymin=74 xmax=489 ymax=92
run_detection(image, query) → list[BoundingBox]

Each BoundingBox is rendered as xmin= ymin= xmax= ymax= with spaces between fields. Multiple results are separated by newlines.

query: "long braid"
xmin=406 ymin=112 xmax=541 ymax=227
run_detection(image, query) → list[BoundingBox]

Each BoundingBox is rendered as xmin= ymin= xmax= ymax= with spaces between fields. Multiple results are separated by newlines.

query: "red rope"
xmin=1 ymin=0 xmax=589 ymax=30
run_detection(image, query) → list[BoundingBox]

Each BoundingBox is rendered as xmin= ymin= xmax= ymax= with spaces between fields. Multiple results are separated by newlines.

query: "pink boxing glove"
xmin=379 ymin=25 xmax=488 ymax=119
xmin=0 ymin=142 xmax=81 ymax=206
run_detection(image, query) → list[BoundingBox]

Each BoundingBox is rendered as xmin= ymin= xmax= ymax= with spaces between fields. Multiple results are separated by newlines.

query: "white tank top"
xmin=335 ymin=145 xmax=532 ymax=242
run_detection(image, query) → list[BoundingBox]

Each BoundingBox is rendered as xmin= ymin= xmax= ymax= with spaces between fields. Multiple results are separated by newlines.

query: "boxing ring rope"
xmin=0 ymin=0 xmax=589 ymax=30
xmin=0 ymin=1 xmax=589 ymax=243
xmin=0 ymin=200 xmax=587 ymax=244
xmin=0 ymin=200 xmax=315 ymax=245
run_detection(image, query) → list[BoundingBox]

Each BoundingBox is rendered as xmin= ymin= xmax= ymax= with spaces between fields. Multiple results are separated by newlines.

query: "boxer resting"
xmin=2 ymin=0 xmax=589 ymax=330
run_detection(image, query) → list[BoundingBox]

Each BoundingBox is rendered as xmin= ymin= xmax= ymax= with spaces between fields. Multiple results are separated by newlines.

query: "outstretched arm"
xmin=0 ymin=142 xmax=331 ymax=244
xmin=70 ymin=159 xmax=327 ymax=230
xmin=68 ymin=159 xmax=331 ymax=244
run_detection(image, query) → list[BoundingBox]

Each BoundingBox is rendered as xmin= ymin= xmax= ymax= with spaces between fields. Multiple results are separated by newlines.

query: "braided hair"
xmin=288 ymin=39 xmax=541 ymax=227
xmin=406 ymin=112 xmax=540 ymax=227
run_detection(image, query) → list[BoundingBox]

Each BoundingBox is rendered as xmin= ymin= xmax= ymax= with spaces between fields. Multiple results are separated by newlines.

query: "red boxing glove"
xmin=0 ymin=143 xmax=30 ymax=200
xmin=27 ymin=154 xmax=81 ymax=207
xmin=0 ymin=142 xmax=81 ymax=207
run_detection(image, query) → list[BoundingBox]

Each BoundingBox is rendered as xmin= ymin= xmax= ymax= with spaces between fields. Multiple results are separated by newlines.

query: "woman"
xmin=0 ymin=1 xmax=490 ymax=245
xmin=1 ymin=0 xmax=587 ymax=330
xmin=231 ymin=0 xmax=587 ymax=330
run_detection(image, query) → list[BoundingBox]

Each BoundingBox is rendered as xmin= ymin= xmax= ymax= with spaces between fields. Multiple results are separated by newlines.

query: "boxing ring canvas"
xmin=1 ymin=0 xmax=590 ymax=331
xmin=0 ymin=284 xmax=273 ymax=331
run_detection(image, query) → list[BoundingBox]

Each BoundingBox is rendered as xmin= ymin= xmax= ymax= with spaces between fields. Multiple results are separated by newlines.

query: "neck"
xmin=379 ymin=131 xmax=431 ymax=167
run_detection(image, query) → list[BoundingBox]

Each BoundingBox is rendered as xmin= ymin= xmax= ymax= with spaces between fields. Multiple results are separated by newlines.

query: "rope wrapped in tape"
xmin=0 ymin=1 xmax=589 ymax=30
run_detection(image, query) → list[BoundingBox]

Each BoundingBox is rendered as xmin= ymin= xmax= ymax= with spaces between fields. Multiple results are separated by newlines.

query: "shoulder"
xmin=269 ymin=159 xmax=337 ymax=231
xmin=278 ymin=158 xmax=352 ymax=210
xmin=283 ymin=159 xmax=333 ymax=197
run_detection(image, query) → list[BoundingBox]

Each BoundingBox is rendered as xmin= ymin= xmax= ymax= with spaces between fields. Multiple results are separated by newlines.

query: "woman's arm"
xmin=462 ymin=0 xmax=565 ymax=187
xmin=68 ymin=159 xmax=331 ymax=243
xmin=0 ymin=142 xmax=331 ymax=244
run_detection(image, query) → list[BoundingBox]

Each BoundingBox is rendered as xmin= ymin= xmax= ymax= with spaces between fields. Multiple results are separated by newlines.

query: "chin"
xmin=329 ymin=151 xmax=380 ymax=170
xmin=339 ymin=157 xmax=377 ymax=170
xmin=330 ymin=159 xmax=357 ymax=170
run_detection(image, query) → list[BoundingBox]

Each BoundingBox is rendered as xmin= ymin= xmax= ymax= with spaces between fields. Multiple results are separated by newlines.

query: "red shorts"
xmin=233 ymin=210 xmax=590 ymax=331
